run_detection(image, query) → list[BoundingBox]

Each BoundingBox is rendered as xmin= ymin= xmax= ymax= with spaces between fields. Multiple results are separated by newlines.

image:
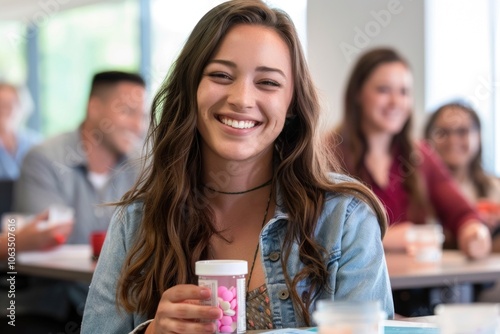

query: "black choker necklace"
xmin=202 ymin=179 xmax=272 ymax=195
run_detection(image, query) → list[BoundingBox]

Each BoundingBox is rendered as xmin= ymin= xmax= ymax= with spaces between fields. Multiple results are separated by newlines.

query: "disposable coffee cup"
xmin=405 ymin=224 xmax=444 ymax=263
xmin=435 ymin=303 xmax=500 ymax=334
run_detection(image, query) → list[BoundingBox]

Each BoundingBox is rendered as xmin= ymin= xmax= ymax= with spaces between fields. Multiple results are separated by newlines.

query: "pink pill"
xmin=220 ymin=325 xmax=233 ymax=333
xmin=230 ymin=299 xmax=237 ymax=309
xmin=221 ymin=290 xmax=233 ymax=301
xmin=230 ymin=286 xmax=236 ymax=295
xmin=220 ymin=315 xmax=233 ymax=326
xmin=218 ymin=286 xmax=228 ymax=297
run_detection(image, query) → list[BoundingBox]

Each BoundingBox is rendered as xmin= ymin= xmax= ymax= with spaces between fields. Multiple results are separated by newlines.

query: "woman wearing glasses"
xmin=425 ymin=102 xmax=500 ymax=251
xmin=327 ymin=47 xmax=493 ymax=316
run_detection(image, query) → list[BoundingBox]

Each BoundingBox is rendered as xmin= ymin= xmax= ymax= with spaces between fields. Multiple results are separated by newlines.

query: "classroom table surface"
xmin=15 ymin=245 xmax=500 ymax=291
xmin=15 ymin=246 xmax=492 ymax=334
xmin=386 ymin=250 xmax=500 ymax=289
xmin=16 ymin=244 xmax=95 ymax=283
xmin=246 ymin=317 xmax=440 ymax=333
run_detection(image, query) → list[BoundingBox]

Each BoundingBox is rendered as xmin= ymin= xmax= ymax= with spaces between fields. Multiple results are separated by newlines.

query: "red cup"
xmin=90 ymin=231 xmax=107 ymax=261
xmin=477 ymin=200 xmax=500 ymax=215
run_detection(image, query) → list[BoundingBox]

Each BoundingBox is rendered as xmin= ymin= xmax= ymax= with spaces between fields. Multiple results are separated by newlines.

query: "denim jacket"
xmin=81 ymin=173 xmax=394 ymax=333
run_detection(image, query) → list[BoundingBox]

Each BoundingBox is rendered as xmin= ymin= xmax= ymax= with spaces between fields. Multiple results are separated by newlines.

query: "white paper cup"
xmin=405 ymin=224 xmax=445 ymax=263
xmin=48 ymin=204 xmax=74 ymax=226
xmin=435 ymin=303 xmax=500 ymax=334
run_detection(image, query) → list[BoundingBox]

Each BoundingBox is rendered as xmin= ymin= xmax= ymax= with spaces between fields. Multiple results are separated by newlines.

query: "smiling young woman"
xmin=328 ymin=47 xmax=491 ymax=258
xmin=425 ymin=102 xmax=500 ymax=251
xmin=327 ymin=47 xmax=493 ymax=316
xmin=196 ymin=23 xmax=293 ymax=166
xmin=81 ymin=2 xmax=394 ymax=333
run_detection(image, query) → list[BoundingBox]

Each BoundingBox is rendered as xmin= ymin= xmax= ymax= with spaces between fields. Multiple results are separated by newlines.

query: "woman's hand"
xmin=145 ymin=284 xmax=222 ymax=334
xmin=457 ymin=220 xmax=492 ymax=260
xmin=382 ymin=221 xmax=413 ymax=252
xmin=16 ymin=211 xmax=73 ymax=252
xmin=476 ymin=200 xmax=500 ymax=232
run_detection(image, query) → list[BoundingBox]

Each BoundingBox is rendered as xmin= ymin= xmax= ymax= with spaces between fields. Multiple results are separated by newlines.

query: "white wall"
xmin=307 ymin=0 xmax=425 ymax=134
xmin=425 ymin=0 xmax=497 ymax=173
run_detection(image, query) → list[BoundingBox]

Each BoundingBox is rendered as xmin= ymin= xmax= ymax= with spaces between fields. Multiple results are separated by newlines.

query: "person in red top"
xmin=327 ymin=47 xmax=493 ymax=317
xmin=327 ymin=47 xmax=491 ymax=258
xmin=424 ymin=102 xmax=500 ymax=252
xmin=358 ymin=141 xmax=481 ymax=248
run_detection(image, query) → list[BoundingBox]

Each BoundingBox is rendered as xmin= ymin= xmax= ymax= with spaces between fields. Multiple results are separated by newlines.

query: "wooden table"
xmin=386 ymin=250 xmax=500 ymax=289
xmin=16 ymin=244 xmax=95 ymax=283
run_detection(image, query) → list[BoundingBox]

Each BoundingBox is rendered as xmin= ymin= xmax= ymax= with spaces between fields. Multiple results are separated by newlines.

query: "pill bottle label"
xmin=236 ymin=278 xmax=246 ymax=333
xmin=199 ymin=279 xmax=219 ymax=307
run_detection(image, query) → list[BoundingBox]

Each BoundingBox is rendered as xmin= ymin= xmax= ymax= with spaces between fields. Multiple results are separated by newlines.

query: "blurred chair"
xmin=0 ymin=179 xmax=14 ymax=218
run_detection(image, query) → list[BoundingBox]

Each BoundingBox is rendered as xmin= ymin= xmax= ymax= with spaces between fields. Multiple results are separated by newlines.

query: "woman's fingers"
xmin=459 ymin=221 xmax=491 ymax=259
xmin=163 ymin=298 xmax=220 ymax=320
xmin=164 ymin=284 xmax=211 ymax=304
xmin=154 ymin=315 xmax=217 ymax=334
xmin=151 ymin=285 xmax=222 ymax=334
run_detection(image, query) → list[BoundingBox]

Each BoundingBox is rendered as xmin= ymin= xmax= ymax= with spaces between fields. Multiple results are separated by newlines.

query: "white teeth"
xmin=220 ymin=116 xmax=256 ymax=129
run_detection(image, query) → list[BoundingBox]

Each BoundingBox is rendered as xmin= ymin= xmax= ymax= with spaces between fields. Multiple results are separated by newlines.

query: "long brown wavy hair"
xmin=424 ymin=101 xmax=491 ymax=197
xmin=329 ymin=47 xmax=428 ymax=220
xmin=116 ymin=0 xmax=388 ymax=325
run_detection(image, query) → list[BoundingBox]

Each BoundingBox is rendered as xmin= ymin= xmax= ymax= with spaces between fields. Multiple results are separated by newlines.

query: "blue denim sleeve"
xmin=333 ymin=198 xmax=394 ymax=318
xmin=81 ymin=204 xmax=149 ymax=333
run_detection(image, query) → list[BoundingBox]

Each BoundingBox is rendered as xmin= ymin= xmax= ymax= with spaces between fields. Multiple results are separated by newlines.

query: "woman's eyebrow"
xmin=256 ymin=66 xmax=286 ymax=79
xmin=209 ymin=59 xmax=236 ymax=68
xmin=208 ymin=59 xmax=286 ymax=79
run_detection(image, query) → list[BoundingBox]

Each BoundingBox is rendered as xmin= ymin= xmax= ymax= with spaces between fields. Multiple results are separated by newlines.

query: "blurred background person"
xmin=0 ymin=82 xmax=41 ymax=180
xmin=326 ymin=47 xmax=492 ymax=316
xmin=425 ymin=101 xmax=500 ymax=252
xmin=14 ymin=71 xmax=147 ymax=245
xmin=4 ymin=71 xmax=147 ymax=333
xmin=328 ymin=48 xmax=490 ymax=257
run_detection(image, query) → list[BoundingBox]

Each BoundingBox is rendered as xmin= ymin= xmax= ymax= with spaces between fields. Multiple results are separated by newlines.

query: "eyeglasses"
xmin=430 ymin=126 xmax=478 ymax=140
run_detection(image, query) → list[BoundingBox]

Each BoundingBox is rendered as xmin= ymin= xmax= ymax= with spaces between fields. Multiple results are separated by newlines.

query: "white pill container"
xmin=196 ymin=260 xmax=248 ymax=334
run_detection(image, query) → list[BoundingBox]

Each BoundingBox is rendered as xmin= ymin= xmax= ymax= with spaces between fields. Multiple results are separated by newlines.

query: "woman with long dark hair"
xmin=327 ymin=47 xmax=492 ymax=316
xmin=82 ymin=1 xmax=393 ymax=333
xmin=329 ymin=47 xmax=490 ymax=256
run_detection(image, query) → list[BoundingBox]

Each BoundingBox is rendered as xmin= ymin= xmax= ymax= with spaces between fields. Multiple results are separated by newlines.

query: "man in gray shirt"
xmin=15 ymin=71 xmax=147 ymax=244
xmin=7 ymin=71 xmax=147 ymax=333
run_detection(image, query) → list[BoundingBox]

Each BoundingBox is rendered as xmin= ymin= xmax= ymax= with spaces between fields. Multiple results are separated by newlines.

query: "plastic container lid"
xmin=196 ymin=260 xmax=248 ymax=276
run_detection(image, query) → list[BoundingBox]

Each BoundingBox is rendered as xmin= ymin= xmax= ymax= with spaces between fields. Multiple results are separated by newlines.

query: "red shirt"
xmin=335 ymin=141 xmax=480 ymax=241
